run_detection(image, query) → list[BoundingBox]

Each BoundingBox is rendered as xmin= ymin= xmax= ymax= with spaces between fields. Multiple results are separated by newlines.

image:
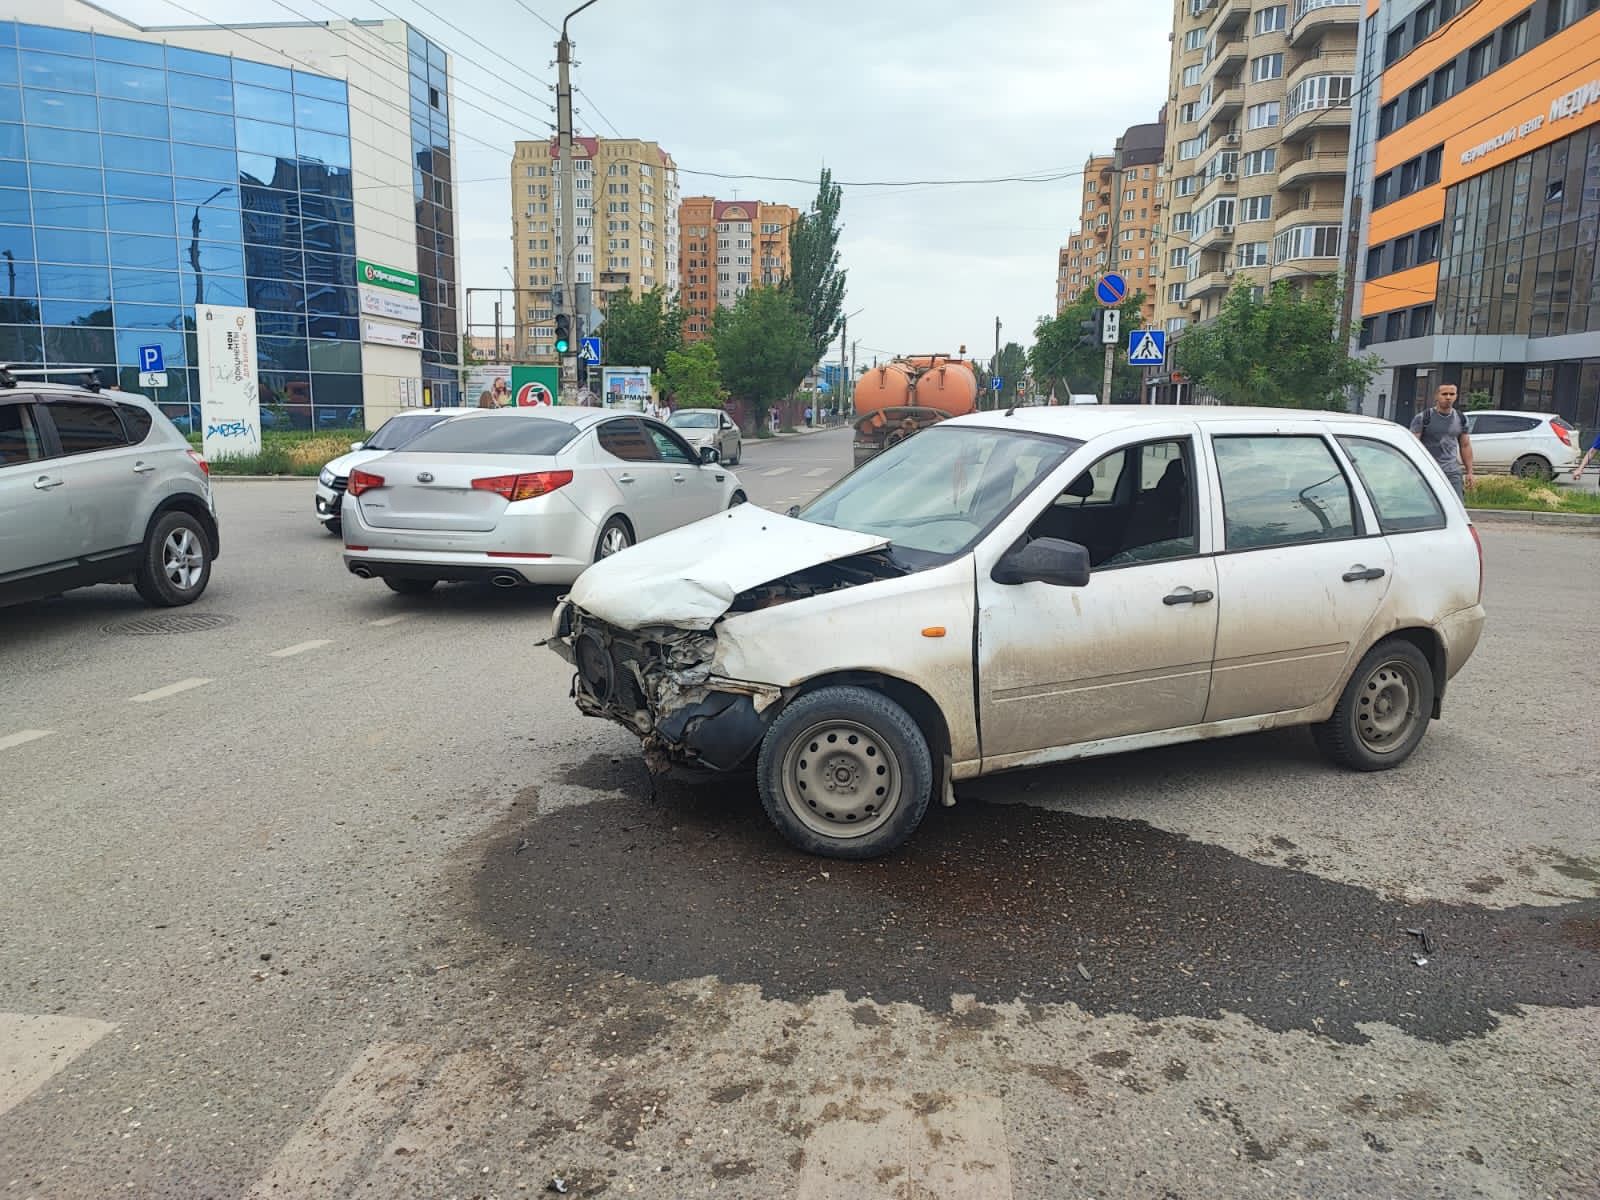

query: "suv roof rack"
xmin=0 ymin=364 xmax=111 ymax=392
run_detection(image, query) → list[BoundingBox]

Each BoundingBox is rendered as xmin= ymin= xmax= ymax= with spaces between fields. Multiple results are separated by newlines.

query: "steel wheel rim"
xmin=162 ymin=528 xmax=204 ymax=590
xmin=1355 ymin=659 xmax=1422 ymax=755
xmin=600 ymin=526 xmax=630 ymax=557
xmin=780 ymin=718 xmax=901 ymax=839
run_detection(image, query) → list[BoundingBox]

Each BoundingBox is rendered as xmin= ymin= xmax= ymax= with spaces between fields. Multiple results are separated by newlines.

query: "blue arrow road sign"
xmin=1126 ymin=328 xmax=1167 ymax=367
xmin=579 ymin=336 xmax=602 ymax=363
xmin=992 ymin=376 xmax=1003 ymax=392
xmin=138 ymin=344 xmax=164 ymax=372
xmin=1095 ymin=273 xmax=1127 ymax=306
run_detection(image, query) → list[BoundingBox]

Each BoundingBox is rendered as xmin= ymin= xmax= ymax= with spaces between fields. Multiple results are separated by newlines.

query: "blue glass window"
xmin=298 ymin=194 xmax=353 ymax=225
xmin=0 ymin=187 xmax=25 ymax=223
xmin=0 ymin=227 xmax=31 ymax=265
xmin=183 ymin=203 xmax=242 ymax=247
xmin=298 ymin=165 xmax=351 ymax=201
xmin=99 ymin=97 xmax=168 ymax=139
xmin=305 ymin=284 xmax=357 ymax=317
xmin=37 ymin=263 xmax=109 ymax=300
xmin=255 ymin=310 xmax=306 ymax=339
xmin=238 ymin=151 xmax=291 ymax=189
xmin=109 ymin=197 xmax=178 ymax=236
xmin=0 ymin=50 xmax=16 ymax=86
xmin=292 ymin=70 xmax=344 ymax=103
xmin=303 ymin=251 xmax=352 ymax=286
xmin=26 ymin=125 xmax=98 ymax=166
xmin=241 ymin=194 xmax=300 ymax=245
xmin=293 ymin=93 xmax=346 ymax=134
xmin=44 ymin=325 xmax=114 ymax=363
xmin=0 ymin=86 xmax=18 ymax=122
xmin=257 ymin=398 xmax=311 ymax=430
xmin=17 ymin=24 xmax=92 ymax=56
xmin=296 ymin=129 xmax=350 ymax=169
xmin=247 ymin=277 xmax=302 ymax=312
xmin=171 ymin=143 xmax=234 ymax=182
xmin=167 ymin=71 xmax=231 ymax=112
xmin=170 ymin=105 xmax=232 ymax=147
xmin=235 ymin=83 xmax=293 ymax=124
xmin=115 ymin=328 xmax=184 ymax=367
xmin=33 ymin=191 xmax=102 ymax=230
xmin=0 ymin=160 xmax=23 ymax=189
xmin=0 ymin=325 xmax=43 ymax=362
xmin=0 ymin=122 xmax=22 ymax=157
xmin=407 ymin=28 xmax=427 ymax=58
xmin=96 ymin=60 xmax=167 ymax=103
xmin=110 ymin=236 xmax=177 ymax=270
xmin=307 ymin=314 xmax=358 ymax=342
xmin=101 ymin=134 xmax=168 ymax=174
xmin=104 ymin=169 xmax=172 ymax=200
xmin=19 ymin=51 xmax=94 ymax=93
xmin=23 ymin=87 xmax=96 ymax=129
xmin=93 ymin=34 xmax=163 ymax=69
xmin=0 ymin=22 xmax=12 ymax=46
xmin=114 ymin=301 xmax=185 ymax=330
xmin=309 ymin=340 xmax=359 ymax=371
xmin=231 ymin=59 xmax=291 ymax=92
xmin=41 ymin=297 xmax=112 ymax=326
xmin=312 ymin=372 xmax=362 ymax=406
xmin=28 ymin=162 xmax=97 ymax=193
xmin=186 ymin=243 xmax=241 ymax=278
xmin=258 ymin=336 xmax=308 ymax=371
xmin=111 ymin=268 xmax=180 ymax=305
xmin=36 ymin=227 xmax=106 ymax=264
xmin=0 ymin=295 xmax=39 ymax=325
xmin=182 ymin=270 xmax=245 ymax=307
xmin=164 ymin=46 xmax=228 ymax=79
xmin=245 ymin=243 xmax=301 ymax=277
xmin=236 ymin=117 xmax=294 ymax=159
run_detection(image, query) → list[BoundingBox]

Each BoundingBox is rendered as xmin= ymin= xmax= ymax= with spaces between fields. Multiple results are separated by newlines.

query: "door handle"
xmin=133 ymin=461 xmax=156 ymax=474
xmin=1342 ymin=566 xmax=1386 ymax=582
xmin=34 ymin=475 xmax=63 ymax=490
xmin=672 ymin=473 xmax=687 ymax=484
xmin=617 ymin=473 xmax=635 ymax=484
xmin=1163 ymin=588 xmax=1215 ymax=606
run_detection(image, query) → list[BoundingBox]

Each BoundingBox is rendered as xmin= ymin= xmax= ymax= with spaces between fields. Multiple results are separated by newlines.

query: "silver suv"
xmin=0 ymin=370 xmax=220 ymax=608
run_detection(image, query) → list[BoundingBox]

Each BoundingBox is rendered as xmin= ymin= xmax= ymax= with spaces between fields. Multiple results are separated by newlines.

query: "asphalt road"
xmin=2 ymin=424 xmax=1597 ymax=1199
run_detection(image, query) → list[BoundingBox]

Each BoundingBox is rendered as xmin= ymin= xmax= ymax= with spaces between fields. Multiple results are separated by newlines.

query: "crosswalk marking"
xmin=0 ymin=729 xmax=53 ymax=752
xmin=367 ymin=614 xmax=412 ymax=627
xmin=797 ymin=1091 xmax=1013 ymax=1198
xmin=761 ymin=466 xmax=793 ymax=477
xmin=269 ymin=639 xmax=333 ymax=658
xmin=0 ymin=1012 xmax=117 ymax=1120
xmin=804 ymin=467 xmax=833 ymax=478
xmin=128 ymin=677 xmax=211 ymax=703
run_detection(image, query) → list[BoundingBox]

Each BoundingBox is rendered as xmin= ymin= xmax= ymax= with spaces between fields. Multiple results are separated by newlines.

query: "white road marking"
xmin=269 ymin=639 xmax=333 ymax=658
xmin=0 ymin=1012 xmax=117 ymax=1120
xmin=128 ymin=677 xmax=212 ymax=704
xmin=367 ymin=614 xmax=412 ymax=627
xmin=0 ymin=729 xmax=53 ymax=751
xmin=761 ymin=466 xmax=793 ymax=477
xmin=804 ymin=467 xmax=833 ymax=478
xmin=798 ymin=1090 xmax=1013 ymax=1199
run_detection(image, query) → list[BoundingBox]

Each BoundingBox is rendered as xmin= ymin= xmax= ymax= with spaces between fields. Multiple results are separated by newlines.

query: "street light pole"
xmin=992 ymin=316 xmax=1001 ymax=412
xmin=557 ymin=1 xmax=600 ymax=405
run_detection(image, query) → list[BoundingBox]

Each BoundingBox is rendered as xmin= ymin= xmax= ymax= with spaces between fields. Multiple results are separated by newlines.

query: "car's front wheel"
xmin=323 ymin=519 xmax=342 ymax=537
xmin=134 ymin=511 xmax=212 ymax=607
xmin=728 ymin=490 xmax=747 ymax=508
xmin=1313 ymin=638 xmax=1435 ymax=771
xmin=757 ymin=686 xmax=934 ymax=859
xmin=1512 ymin=454 xmax=1552 ymax=480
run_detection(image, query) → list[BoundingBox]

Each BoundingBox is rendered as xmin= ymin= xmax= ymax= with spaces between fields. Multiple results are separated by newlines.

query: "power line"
xmin=576 ymin=87 xmax=623 ymax=138
xmin=512 ymin=0 xmax=561 ymax=36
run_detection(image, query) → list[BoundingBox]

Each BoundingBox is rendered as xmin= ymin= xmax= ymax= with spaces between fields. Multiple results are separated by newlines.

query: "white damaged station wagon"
xmin=551 ymin=407 xmax=1486 ymax=859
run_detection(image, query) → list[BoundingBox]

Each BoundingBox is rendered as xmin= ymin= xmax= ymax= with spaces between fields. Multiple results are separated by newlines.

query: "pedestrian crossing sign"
xmin=1127 ymin=329 xmax=1166 ymax=367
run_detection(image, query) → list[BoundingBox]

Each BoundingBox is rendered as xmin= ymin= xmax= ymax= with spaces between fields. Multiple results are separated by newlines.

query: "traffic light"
xmin=1077 ymin=315 xmax=1099 ymax=348
xmin=553 ymin=313 xmax=571 ymax=355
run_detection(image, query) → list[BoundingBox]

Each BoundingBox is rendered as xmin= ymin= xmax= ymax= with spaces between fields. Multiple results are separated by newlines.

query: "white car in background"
xmin=1463 ymin=410 xmax=1579 ymax=480
xmin=315 ymin=407 xmax=478 ymax=534
xmin=666 ymin=408 xmax=742 ymax=465
xmin=343 ymin=407 xmax=746 ymax=593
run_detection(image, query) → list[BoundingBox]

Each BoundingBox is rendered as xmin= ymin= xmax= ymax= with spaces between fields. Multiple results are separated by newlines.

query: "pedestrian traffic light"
xmin=553 ymin=313 xmax=571 ymax=355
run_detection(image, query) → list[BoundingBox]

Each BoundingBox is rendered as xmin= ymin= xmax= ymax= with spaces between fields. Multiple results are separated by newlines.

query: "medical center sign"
xmin=1460 ymin=75 xmax=1600 ymax=165
xmin=195 ymin=304 xmax=262 ymax=460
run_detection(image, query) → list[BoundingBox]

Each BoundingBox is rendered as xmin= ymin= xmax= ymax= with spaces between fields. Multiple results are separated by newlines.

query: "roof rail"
xmin=0 ymin=364 xmax=110 ymax=392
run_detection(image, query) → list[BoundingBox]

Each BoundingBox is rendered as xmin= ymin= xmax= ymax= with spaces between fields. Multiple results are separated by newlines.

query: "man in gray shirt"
xmin=1409 ymin=383 xmax=1475 ymax=498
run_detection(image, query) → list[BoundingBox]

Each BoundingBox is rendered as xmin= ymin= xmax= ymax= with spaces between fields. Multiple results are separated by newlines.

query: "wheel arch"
xmin=145 ymin=491 xmax=220 ymax=558
xmin=785 ymin=670 xmax=953 ymax=780
xmin=1369 ymin=626 xmax=1446 ymax=719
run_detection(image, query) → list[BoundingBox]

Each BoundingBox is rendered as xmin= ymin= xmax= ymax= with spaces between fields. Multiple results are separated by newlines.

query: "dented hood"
xmin=566 ymin=504 xmax=890 ymax=631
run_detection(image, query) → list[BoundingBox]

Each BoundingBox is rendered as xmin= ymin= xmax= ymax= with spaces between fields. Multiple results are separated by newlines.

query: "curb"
xmin=212 ymin=475 xmax=317 ymax=482
xmin=1469 ymin=507 xmax=1600 ymax=528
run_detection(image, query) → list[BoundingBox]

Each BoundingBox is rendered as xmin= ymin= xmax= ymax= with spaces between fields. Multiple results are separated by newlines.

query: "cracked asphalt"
xmin=2 ymin=427 xmax=1598 ymax=1198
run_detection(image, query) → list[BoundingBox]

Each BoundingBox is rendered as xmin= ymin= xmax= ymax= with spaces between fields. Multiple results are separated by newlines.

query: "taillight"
xmin=1469 ymin=523 xmax=1484 ymax=604
xmin=348 ymin=468 xmax=384 ymax=497
xmin=186 ymin=449 xmax=209 ymax=476
xmin=1550 ymin=419 xmax=1572 ymax=446
xmin=471 ymin=470 xmax=573 ymax=501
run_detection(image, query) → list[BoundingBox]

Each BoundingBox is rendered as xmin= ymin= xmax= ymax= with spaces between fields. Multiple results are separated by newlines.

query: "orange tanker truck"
xmin=850 ymin=354 xmax=980 ymax=467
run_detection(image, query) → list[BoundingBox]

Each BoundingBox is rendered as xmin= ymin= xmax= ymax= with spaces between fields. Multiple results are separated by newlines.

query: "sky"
xmin=117 ymin=0 xmax=1174 ymax=361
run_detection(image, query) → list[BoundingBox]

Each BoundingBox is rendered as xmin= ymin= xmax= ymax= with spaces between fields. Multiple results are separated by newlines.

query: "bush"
xmin=190 ymin=428 xmax=368 ymax=476
xmin=1466 ymin=474 xmax=1600 ymax=514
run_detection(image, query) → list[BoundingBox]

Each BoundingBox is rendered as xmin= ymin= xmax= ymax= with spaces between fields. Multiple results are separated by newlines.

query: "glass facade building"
xmin=406 ymin=27 xmax=458 ymax=402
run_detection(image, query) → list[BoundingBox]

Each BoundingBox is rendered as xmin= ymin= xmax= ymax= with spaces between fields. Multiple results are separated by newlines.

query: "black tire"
xmin=134 ymin=510 xmax=212 ymax=607
xmin=382 ymin=577 xmax=436 ymax=595
xmin=324 ymin=519 xmax=342 ymax=537
xmin=1313 ymin=638 xmax=1435 ymax=772
xmin=595 ymin=516 xmax=633 ymax=562
xmin=727 ymin=443 xmax=741 ymax=466
xmin=1512 ymin=454 xmax=1552 ymax=481
xmin=757 ymin=686 xmax=934 ymax=859
xmin=729 ymin=490 xmax=747 ymax=508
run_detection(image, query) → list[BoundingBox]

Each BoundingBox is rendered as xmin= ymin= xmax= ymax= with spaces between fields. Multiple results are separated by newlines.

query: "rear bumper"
xmin=1438 ymin=603 xmax=1486 ymax=682
xmin=344 ymin=547 xmax=591 ymax=585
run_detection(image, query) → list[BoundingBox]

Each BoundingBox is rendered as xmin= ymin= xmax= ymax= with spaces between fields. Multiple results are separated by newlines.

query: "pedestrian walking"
xmin=1410 ymin=383 xmax=1475 ymax=498
xmin=804 ymin=405 xmax=814 ymax=428
xmin=1571 ymin=430 xmax=1600 ymax=480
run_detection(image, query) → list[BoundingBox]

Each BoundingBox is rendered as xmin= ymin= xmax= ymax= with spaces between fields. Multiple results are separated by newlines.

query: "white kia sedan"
xmin=343 ymin=408 xmax=745 ymax=593
xmin=552 ymin=406 xmax=1487 ymax=859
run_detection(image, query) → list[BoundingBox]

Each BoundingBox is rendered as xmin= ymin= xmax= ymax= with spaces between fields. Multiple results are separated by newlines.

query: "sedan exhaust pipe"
xmin=351 ymin=565 xmax=373 ymax=578
xmin=490 ymin=572 xmax=522 ymax=589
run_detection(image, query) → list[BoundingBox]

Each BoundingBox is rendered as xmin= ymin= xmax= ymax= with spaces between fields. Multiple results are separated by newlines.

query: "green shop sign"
xmin=356 ymin=259 xmax=419 ymax=295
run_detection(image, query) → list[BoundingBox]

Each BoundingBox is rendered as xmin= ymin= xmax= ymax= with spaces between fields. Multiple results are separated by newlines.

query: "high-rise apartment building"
xmin=1055 ymin=123 xmax=1165 ymax=323
xmin=510 ymin=136 xmax=679 ymax=358
xmin=678 ymin=197 xmax=799 ymax=342
xmin=1153 ymin=0 xmax=1359 ymax=350
xmin=1349 ymin=0 xmax=1600 ymax=431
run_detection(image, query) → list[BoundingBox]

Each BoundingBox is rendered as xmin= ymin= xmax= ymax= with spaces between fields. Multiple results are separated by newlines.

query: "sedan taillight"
xmin=186 ymin=449 xmax=209 ymax=476
xmin=1550 ymin=419 xmax=1572 ymax=446
xmin=471 ymin=470 xmax=574 ymax=501
xmin=347 ymin=468 xmax=385 ymax=496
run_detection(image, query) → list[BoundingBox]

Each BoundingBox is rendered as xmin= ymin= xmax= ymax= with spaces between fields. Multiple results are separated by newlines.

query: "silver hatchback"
xmin=0 ymin=372 xmax=219 ymax=608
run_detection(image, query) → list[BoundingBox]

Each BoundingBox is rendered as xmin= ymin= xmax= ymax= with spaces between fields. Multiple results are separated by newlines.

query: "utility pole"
xmin=992 ymin=316 xmax=1001 ymax=412
xmin=1102 ymin=137 xmax=1126 ymax=405
xmin=555 ymin=2 xmax=598 ymax=405
xmin=839 ymin=313 xmax=848 ymax=420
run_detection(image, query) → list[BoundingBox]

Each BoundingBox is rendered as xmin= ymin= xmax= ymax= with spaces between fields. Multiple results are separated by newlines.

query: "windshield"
xmin=401 ymin=414 xmax=581 ymax=456
xmin=667 ymin=411 xmax=719 ymax=429
xmin=801 ymin=425 xmax=1079 ymax=560
xmin=364 ymin=412 xmax=453 ymax=451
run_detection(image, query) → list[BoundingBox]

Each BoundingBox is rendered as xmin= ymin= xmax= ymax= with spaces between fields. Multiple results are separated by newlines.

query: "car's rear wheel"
xmin=134 ymin=511 xmax=212 ymax=607
xmin=726 ymin=441 xmax=740 ymax=466
xmin=596 ymin=517 xmax=633 ymax=561
xmin=1313 ymin=638 xmax=1435 ymax=771
xmin=383 ymin=577 xmax=436 ymax=595
xmin=1512 ymin=454 xmax=1552 ymax=480
xmin=757 ymin=686 xmax=933 ymax=859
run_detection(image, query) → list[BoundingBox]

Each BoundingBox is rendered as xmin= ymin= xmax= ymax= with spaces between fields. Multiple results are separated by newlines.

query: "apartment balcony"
xmin=1288 ymin=0 xmax=1360 ymax=48
xmin=1282 ymin=93 xmax=1351 ymax=142
xmin=1187 ymin=267 xmax=1234 ymax=299
xmin=1194 ymin=220 xmax=1237 ymax=252
xmin=1284 ymin=50 xmax=1356 ymax=96
xmin=1278 ymin=150 xmax=1349 ymax=189
xmin=1270 ymin=259 xmax=1339 ymax=283
xmin=1209 ymin=0 xmax=1249 ymax=35
xmin=1200 ymin=40 xmax=1245 ymax=88
xmin=1195 ymin=169 xmax=1238 ymax=208
xmin=1274 ymin=202 xmax=1345 ymax=238
xmin=1205 ymin=85 xmax=1244 ymax=126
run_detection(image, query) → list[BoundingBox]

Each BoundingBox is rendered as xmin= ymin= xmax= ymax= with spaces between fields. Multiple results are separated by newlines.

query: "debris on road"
xmin=1077 ymin=962 xmax=1092 ymax=982
xmin=515 ymin=837 xmax=531 ymax=855
xmin=547 ymin=1177 xmax=569 ymax=1194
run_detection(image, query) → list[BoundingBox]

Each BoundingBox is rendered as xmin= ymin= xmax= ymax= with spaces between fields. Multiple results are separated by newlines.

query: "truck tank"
xmin=851 ymin=362 xmax=915 ymax=415
xmin=911 ymin=360 xmax=979 ymax=419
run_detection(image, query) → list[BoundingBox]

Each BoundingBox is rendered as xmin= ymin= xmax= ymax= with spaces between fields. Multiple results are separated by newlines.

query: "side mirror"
xmin=991 ymin=537 xmax=1091 ymax=587
xmin=786 ymin=504 xmax=801 ymax=518
xmin=349 ymin=441 xmax=364 ymax=452
xmin=699 ymin=445 xmax=721 ymax=465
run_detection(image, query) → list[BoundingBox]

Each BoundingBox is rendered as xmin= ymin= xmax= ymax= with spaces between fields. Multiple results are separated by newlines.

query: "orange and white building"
xmin=678 ymin=197 xmax=799 ymax=342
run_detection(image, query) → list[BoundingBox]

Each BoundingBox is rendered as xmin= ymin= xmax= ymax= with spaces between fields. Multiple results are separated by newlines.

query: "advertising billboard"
xmin=509 ymin=364 xmax=560 ymax=406
xmin=601 ymin=366 xmax=652 ymax=411
xmin=194 ymin=304 xmax=261 ymax=460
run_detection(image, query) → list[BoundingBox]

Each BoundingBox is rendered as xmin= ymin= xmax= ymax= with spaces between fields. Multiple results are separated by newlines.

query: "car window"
xmin=45 ymin=400 xmax=130 ymax=455
xmin=1069 ymin=446 xmax=1128 ymax=505
xmin=0 ymin=402 xmax=44 ymax=466
xmin=667 ymin=411 xmax=718 ymax=430
xmin=1028 ymin=438 xmax=1198 ymax=568
xmin=1469 ymin=414 xmax=1527 ymax=435
xmin=1337 ymin=436 xmax=1446 ymax=533
xmin=364 ymin=412 xmax=453 ymax=450
xmin=1214 ymin=435 xmax=1358 ymax=551
xmin=596 ymin=417 xmax=659 ymax=463
xmin=116 ymin=403 xmax=154 ymax=444
xmin=400 ymin=414 xmax=580 ymax=455
xmin=645 ymin=422 xmax=696 ymax=465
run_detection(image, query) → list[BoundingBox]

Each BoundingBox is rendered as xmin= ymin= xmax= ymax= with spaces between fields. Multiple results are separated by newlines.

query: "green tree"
xmin=785 ymin=168 xmax=847 ymax=363
xmin=988 ymin=341 xmax=1028 ymax=409
xmin=597 ymin=286 xmax=683 ymax=373
xmin=660 ymin=340 xmax=726 ymax=409
xmin=1030 ymin=288 xmax=1148 ymax=402
xmin=714 ymin=286 xmax=811 ymax=426
xmin=1173 ymin=280 xmax=1379 ymax=409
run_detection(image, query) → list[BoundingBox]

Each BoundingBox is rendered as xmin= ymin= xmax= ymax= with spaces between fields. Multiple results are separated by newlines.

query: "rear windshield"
xmin=668 ymin=411 xmax=718 ymax=429
xmin=401 ymin=414 xmax=581 ymax=456
xmin=364 ymin=412 xmax=454 ymax=450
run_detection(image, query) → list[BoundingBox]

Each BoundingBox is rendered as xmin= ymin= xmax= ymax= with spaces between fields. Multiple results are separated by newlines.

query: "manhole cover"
xmin=102 ymin=613 xmax=238 ymax=636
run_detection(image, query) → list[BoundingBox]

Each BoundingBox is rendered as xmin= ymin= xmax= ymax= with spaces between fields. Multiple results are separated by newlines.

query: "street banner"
xmin=465 ymin=366 xmax=512 ymax=400
xmin=195 ymin=304 xmax=261 ymax=460
xmin=362 ymin=319 xmax=423 ymax=349
xmin=359 ymin=286 xmax=422 ymax=324
xmin=510 ymin=364 xmax=560 ymax=406
xmin=601 ymin=366 xmax=652 ymax=411
xmin=356 ymin=258 xmax=419 ymax=295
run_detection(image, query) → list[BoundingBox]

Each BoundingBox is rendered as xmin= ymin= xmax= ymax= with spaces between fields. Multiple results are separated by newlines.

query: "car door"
xmin=0 ymin=398 xmax=67 ymax=581
xmin=1203 ymin=429 xmax=1394 ymax=723
xmin=643 ymin=419 xmax=724 ymax=526
xmin=719 ymin=413 xmax=740 ymax=462
xmin=594 ymin=416 xmax=675 ymax=539
xmin=974 ymin=430 xmax=1220 ymax=764
xmin=35 ymin=395 xmax=148 ymax=562
xmin=1463 ymin=413 xmax=1518 ymax=472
